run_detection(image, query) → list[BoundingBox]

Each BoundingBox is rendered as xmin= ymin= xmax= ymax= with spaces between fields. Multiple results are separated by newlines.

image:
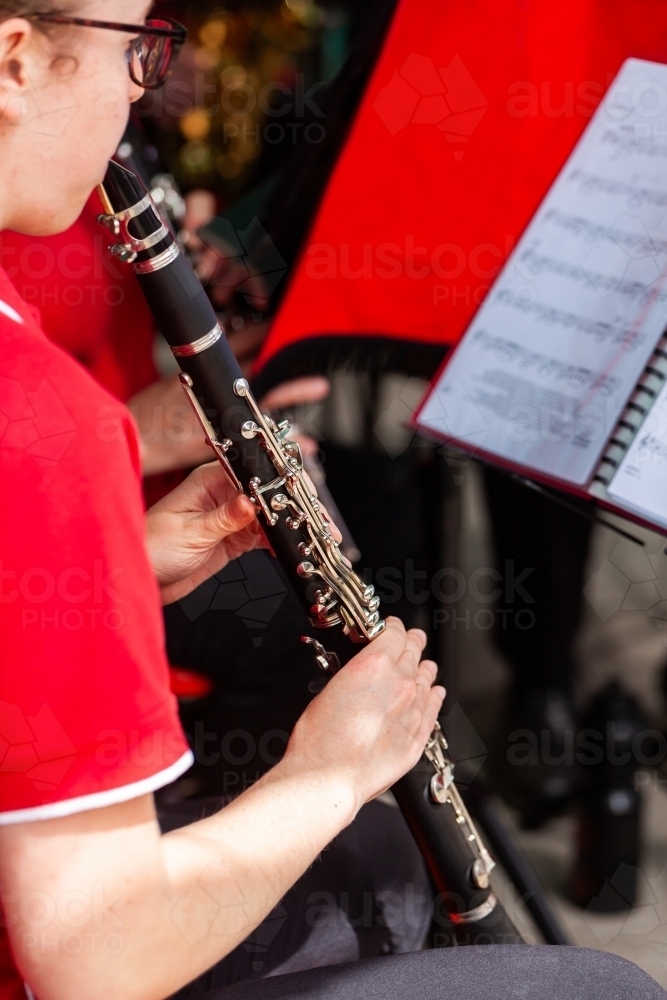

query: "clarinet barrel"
xmin=98 ymin=160 xmax=523 ymax=947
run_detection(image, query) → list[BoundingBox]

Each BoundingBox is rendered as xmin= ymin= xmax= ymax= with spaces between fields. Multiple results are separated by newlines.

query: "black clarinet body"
xmin=98 ymin=160 xmax=523 ymax=946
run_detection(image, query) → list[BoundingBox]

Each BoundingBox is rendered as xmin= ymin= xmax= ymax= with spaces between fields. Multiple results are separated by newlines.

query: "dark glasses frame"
xmin=26 ymin=15 xmax=188 ymax=89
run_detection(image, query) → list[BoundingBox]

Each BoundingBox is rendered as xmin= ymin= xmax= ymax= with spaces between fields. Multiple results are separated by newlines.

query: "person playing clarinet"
xmin=0 ymin=4 xmax=660 ymax=999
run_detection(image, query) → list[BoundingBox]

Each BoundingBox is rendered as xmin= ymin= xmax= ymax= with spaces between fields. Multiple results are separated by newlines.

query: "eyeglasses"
xmin=27 ymin=16 xmax=188 ymax=90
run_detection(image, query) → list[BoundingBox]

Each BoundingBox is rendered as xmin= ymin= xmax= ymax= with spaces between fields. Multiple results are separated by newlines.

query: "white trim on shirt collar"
xmin=0 ymin=298 xmax=24 ymax=325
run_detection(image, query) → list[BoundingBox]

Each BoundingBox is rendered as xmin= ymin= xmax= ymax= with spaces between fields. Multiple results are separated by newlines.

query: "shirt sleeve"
xmin=0 ymin=278 xmax=192 ymax=823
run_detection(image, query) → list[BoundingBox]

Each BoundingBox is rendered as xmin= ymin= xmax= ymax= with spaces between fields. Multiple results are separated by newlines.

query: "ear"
xmin=0 ymin=19 xmax=34 ymax=125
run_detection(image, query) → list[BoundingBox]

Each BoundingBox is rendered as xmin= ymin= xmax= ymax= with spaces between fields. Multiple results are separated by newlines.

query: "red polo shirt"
xmin=0 ymin=265 xmax=192 ymax=999
xmin=0 ymin=194 xmax=157 ymax=404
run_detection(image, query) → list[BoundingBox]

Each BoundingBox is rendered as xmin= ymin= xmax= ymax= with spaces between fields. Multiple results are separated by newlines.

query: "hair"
xmin=0 ymin=2 xmax=78 ymax=29
xmin=0 ymin=2 xmax=72 ymax=14
xmin=0 ymin=2 xmax=80 ymax=72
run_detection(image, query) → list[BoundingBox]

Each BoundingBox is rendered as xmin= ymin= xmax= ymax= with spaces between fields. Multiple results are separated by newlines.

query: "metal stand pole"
xmin=464 ymin=785 xmax=570 ymax=946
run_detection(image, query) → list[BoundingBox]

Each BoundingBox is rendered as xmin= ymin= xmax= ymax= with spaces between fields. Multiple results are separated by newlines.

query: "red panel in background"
xmin=257 ymin=0 xmax=667 ymax=368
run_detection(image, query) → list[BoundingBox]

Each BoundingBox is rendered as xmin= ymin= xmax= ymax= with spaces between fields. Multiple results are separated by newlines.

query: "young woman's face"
xmin=0 ymin=0 xmax=151 ymax=235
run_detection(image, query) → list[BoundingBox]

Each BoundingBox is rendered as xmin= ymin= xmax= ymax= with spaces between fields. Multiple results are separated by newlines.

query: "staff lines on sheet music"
xmin=625 ymin=432 xmax=667 ymax=464
xmin=473 ymin=370 xmax=575 ymax=414
xmin=543 ymin=208 xmax=667 ymax=257
xmin=519 ymin=247 xmax=667 ymax=306
xmin=601 ymin=126 xmax=667 ymax=161
xmin=567 ymin=168 xmax=667 ymax=211
xmin=592 ymin=333 xmax=667 ymax=487
xmin=492 ymin=289 xmax=641 ymax=348
xmin=471 ymin=330 xmax=622 ymax=395
xmin=471 ymin=377 xmax=580 ymax=442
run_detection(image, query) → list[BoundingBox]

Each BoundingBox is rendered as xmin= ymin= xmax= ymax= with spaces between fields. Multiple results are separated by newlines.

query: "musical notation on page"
xmin=417 ymin=58 xmax=667 ymax=486
xmin=608 ymin=378 xmax=667 ymax=528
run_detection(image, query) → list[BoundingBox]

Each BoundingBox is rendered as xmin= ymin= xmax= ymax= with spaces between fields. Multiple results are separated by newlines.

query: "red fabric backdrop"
xmin=257 ymin=0 xmax=667 ymax=369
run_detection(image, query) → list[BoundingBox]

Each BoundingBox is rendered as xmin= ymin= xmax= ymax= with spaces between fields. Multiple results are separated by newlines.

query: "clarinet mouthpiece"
xmin=97 ymin=160 xmax=177 ymax=273
xmin=100 ymin=159 xmax=148 ymax=213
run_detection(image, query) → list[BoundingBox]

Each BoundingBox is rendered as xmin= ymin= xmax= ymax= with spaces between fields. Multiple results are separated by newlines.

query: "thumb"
xmin=199 ymin=492 xmax=256 ymax=541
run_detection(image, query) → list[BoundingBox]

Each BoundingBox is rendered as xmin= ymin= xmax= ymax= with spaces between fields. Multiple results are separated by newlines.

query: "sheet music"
xmin=417 ymin=58 xmax=667 ymax=486
xmin=607 ymin=379 xmax=667 ymax=527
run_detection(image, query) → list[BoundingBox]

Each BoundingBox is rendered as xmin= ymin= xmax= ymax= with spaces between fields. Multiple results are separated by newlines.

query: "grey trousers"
xmin=167 ymin=800 xmax=432 ymax=996
xmin=192 ymin=945 xmax=666 ymax=1000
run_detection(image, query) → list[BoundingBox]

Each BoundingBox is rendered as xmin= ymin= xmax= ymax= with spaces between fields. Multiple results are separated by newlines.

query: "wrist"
xmin=144 ymin=515 xmax=168 ymax=588
xmin=267 ymin=754 xmax=361 ymax=829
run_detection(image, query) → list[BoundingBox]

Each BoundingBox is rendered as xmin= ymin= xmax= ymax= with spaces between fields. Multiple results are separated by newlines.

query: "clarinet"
xmin=98 ymin=160 xmax=523 ymax=946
